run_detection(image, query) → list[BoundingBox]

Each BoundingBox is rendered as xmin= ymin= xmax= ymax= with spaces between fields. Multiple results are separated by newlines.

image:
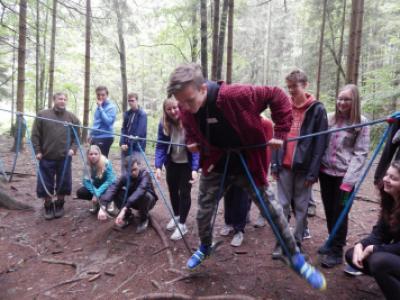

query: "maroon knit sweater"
xmin=181 ymin=82 xmax=292 ymax=187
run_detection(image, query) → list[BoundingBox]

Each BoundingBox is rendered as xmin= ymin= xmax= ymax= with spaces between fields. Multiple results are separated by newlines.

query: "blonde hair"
xmin=335 ymin=84 xmax=361 ymax=125
xmin=87 ymin=145 xmax=108 ymax=179
xmin=162 ymin=97 xmax=182 ymax=136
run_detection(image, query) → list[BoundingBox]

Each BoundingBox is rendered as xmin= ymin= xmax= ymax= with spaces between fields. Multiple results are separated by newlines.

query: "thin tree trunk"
xmin=211 ymin=0 xmax=220 ymax=81
xmin=335 ymin=0 xmax=347 ymax=96
xmin=200 ymin=0 xmax=208 ymax=78
xmin=39 ymin=7 xmax=49 ymax=110
xmin=216 ymin=0 xmax=228 ymax=80
xmin=226 ymin=0 xmax=233 ymax=84
xmin=316 ymin=0 xmax=328 ymax=100
xmin=191 ymin=1 xmax=198 ymax=63
xmin=82 ymin=0 xmax=91 ymax=142
xmin=35 ymin=0 xmax=40 ymax=113
xmin=265 ymin=2 xmax=272 ymax=85
xmin=10 ymin=33 xmax=16 ymax=136
xmin=47 ymin=0 xmax=57 ymax=107
xmin=114 ymin=0 xmax=127 ymax=112
xmin=346 ymin=0 xmax=364 ymax=84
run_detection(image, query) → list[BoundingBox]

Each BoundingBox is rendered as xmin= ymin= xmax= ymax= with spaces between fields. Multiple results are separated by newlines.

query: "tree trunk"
xmin=35 ymin=0 xmax=40 ymax=113
xmin=216 ymin=0 xmax=228 ymax=80
xmin=0 ymin=182 xmax=32 ymax=210
xmin=47 ymin=0 xmax=57 ymax=108
xmin=346 ymin=0 xmax=364 ymax=84
xmin=82 ymin=0 xmax=91 ymax=142
xmin=211 ymin=0 xmax=220 ymax=81
xmin=191 ymin=1 xmax=199 ymax=63
xmin=226 ymin=0 xmax=234 ymax=84
xmin=335 ymin=0 xmax=347 ymax=96
xmin=200 ymin=0 xmax=208 ymax=78
xmin=316 ymin=0 xmax=328 ymax=100
xmin=10 ymin=33 xmax=16 ymax=136
xmin=39 ymin=7 xmax=49 ymax=110
xmin=114 ymin=0 xmax=128 ymax=112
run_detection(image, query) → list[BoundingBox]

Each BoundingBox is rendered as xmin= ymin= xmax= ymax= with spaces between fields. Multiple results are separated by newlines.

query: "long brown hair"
xmin=380 ymin=160 xmax=400 ymax=234
xmin=162 ymin=97 xmax=182 ymax=136
xmin=334 ymin=84 xmax=361 ymax=125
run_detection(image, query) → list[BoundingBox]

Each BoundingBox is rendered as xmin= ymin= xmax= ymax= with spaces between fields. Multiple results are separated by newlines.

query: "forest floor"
xmin=0 ymin=134 xmax=385 ymax=300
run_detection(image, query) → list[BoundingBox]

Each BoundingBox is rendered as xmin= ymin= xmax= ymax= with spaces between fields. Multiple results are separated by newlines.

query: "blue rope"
xmin=9 ymin=114 xmax=23 ymax=182
xmin=323 ymin=122 xmax=393 ymax=249
xmin=210 ymin=151 xmax=231 ymax=236
xmin=55 ymin=124 xmax=72 ymax=194
xmin=238 ymin=151 xmax=293 ymax=265
xmin=121 ymin=143 xmax=134 ymax=207
xmin=22 ymin=118 xmax=54 ymax=198
xmin=136 ymin=141 xmax=192 ymax=254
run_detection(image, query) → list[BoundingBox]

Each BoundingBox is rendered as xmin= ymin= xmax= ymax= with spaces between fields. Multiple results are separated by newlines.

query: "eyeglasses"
xmin=337 ymin=97 xmax=352 ymax=102
xmin=128 ymin=99 xmax=137 ymax=103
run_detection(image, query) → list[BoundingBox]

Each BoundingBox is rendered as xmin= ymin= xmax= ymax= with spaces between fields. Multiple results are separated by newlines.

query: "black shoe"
xmin=54 ymin=199 xmax=65 ymax=218
xmin=44 ymin=200 xmax=55 ymax=220
xmin=321 ymin=253 xmax=343 ymax=268
xmin=317 ymin=245 xmax=331 ymax=255
xmin=89 ymin=202 xmax=100 ymax=215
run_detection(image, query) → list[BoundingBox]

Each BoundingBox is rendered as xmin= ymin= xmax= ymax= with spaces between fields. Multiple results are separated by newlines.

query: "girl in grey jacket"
xmin=319 ymin=84 xmax=370 ymax=268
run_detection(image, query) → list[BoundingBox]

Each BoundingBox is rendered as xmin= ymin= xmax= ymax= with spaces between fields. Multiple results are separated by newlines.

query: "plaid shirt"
xmin=181 ymin=82 xmax=292 ymax=186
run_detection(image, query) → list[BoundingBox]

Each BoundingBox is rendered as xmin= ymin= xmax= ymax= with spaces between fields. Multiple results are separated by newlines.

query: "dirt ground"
xmin=0 ymin=135 xmax=385 ymax=299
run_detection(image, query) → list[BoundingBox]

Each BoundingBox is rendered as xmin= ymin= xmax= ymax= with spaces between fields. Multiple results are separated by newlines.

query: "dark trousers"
xmin=37 ymin=158 xmax=72 ymax=198
xmin=113 ymin=190 xmax=156 ymax=222
xmin=319 ymin=172 xmax=349 ymax=254
xmin=345 ymin=248 xmax=400 ymax=300
xmin=76 ymin=186 xmax=98 ymax=201
xmin=166 ymin=161 xmax=192 ymax=224
xmin=91 ymin=137 xmax=114 ymax=157
xmin=224 ymin=185 xmax=250 ymax=233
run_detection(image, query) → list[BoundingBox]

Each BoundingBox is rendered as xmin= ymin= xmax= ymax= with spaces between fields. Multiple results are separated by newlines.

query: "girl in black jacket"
xmin=345 ymin=160 xmax=400 ymax=300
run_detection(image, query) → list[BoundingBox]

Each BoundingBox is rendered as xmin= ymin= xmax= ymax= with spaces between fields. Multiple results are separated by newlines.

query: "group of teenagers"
xmin=29 ymin=63 xmax=400 ymax=297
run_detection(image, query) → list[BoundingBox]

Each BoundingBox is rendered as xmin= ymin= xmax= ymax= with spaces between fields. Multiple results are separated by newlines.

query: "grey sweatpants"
xmin=197 ymin=171 xmax=298 ymax=256
xmin=276 ymin=168 xmax=312 ymax=246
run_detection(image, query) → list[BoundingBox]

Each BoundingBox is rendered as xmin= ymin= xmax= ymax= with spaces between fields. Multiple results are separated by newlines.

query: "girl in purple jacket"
xmin=155 ymin=97 xmax=200 ymax=240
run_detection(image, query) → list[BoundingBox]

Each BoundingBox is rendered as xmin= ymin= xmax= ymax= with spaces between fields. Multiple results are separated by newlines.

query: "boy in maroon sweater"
xmin=167 ymin=63 xmax=326 ymax=290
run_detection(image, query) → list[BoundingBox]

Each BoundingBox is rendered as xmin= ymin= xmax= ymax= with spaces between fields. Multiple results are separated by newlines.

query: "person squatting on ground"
xmin=345 ymin=161 xmax=400 ymax=300
xmin=155 ymin=97 xmax=200 ymax=241
xmin=167 ymin=63 xmax=326 ymax=290
xmin=120 ymin=92 xmax=147 ymax=174
xmin=76 ymin=145 xmax=116 ymax=214
xmin=98 ymin=157 xmax=158 ymax=234
xmin=220 ymin=118 xmax=273 ymax=247
xmin=271 ymin=69 xmax=328 ymax=258
xmin=89 ymin=86 xmax=117 ymax=158
xmin=31 ymin=92 xmax=81 ymax=220
xmin=318 ymin=84 xmax=370 ymax=268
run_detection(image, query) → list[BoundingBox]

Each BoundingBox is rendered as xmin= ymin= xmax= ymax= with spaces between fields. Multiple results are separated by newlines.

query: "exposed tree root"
xmin=0 ymin=188 xmax=32 ymax=210
xmin=149 ymin=214 xmax=174 ymax=268
xmin=133 ymin=293 xmax=255 ymax=300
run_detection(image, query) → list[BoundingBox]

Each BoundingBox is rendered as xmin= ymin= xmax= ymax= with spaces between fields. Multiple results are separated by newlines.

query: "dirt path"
xmin=0 ymin=135 xmax=384 ymax=299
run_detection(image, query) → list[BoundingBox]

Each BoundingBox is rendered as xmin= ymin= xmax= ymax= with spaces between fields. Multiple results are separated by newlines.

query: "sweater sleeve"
xmin=253 ymin=86 xmax=292 ymax=140
xmin=31 ymin=115 xmax=42 ymax=153
xmin=96 ymin=162 xmax=116 ymax=197
xmin=359 ymin=219 xmax=392 ymax=248
xmin=125 ymin=171 xmax=150 ymax=208
xmin=374 ymin=242 xmax=400 ymax=255
xmin=137 ymin=111 xmax=147 ymax=151
xmin=98 ymin=103 xmax=116 ymax=127
xmin=120 ymin=112 xmax=128 ymax=146
xmin=83 ymin=178 xmax=97 ymax=196
xmin=100 ymin=177 xmax=124 ymax=206
xmin=155 ymin=122 xmax=168 ymax=169
xmin=343 ymin=121 xmax=370 ymax=187
xmin=70 ymin=114 xmax=81 ymax=153
xmin=374 ymin=121 xmax=400 ymax=184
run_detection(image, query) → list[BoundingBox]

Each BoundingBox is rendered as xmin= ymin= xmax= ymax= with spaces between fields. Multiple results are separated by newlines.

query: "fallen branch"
xmin=152 ymin=245 xmax=170 ymax=256
xmin=112 ymin=264 xmax=143 ymax=293
xmin=149 ymin=214 xmax=174 ymax=268
xmin=41 ymin=258 xmax=77 ymax=269
xmin=133 ymin=293 xmax=191 ymax=300
xmin=165 ymin=272 xmax=207 ymax=285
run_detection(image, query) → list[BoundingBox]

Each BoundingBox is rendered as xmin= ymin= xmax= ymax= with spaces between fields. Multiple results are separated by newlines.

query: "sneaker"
xmin=170 ymin=223 xmax=188 ymax=240
xmin=89 ymin=202 xmax=99 ymax=215
xmin=344 ymin=264 xmax=363 ymax=276
xmin=219 ymin=224 xmax=234 ymax=236
xmin=317 ymin=245 xmax=331 ymax=255
xmin=166 ymin=216 xmax=179 ymax=231
xmin=303 ymin=228 xmax=312 ymax=240
xmin=113 ymin=218 xmax=131 ymax=230
xmin=230 ymin=231 xmax=244 ymax=247
xmin=54 ymin=199 xmax=65 ymax=218
xmin=307 ymin=205 xmax=316 ymax=217
xmin=254 ymin=214 xmax=266 ymax=228
xmin=107 ymin=201 xmax=119 ymax=216
xmin=136 ymin=219 xmax=149 ymax=234
xmin=272 ymin=244 xmax=283 ymax=260
xmin=292 ymin=253 xmax=327 ymax=290
xmin=187 ymin=245 xmax=210 ymax=270
xmin=44 ymin=200 xmax=55 ymax=220
xmin=321 ymin=253 xmax=343 ymax=268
